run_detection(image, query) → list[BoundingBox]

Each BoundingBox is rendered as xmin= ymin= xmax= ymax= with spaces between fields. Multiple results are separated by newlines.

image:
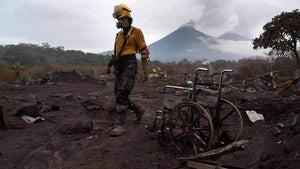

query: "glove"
xmin=141 ymin=69 xmax=148 ymax=81
xmin=105 ymin=59 xmax=114 ymax=74
xmin=141 ymin=56 xmax=148 ymax=82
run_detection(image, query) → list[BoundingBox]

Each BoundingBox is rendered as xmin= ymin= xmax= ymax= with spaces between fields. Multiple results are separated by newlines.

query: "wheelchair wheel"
xmin=168 ymin=101 xmax=214 ymax=155
xmin=213 ymin=99 xmax=243 ymax=145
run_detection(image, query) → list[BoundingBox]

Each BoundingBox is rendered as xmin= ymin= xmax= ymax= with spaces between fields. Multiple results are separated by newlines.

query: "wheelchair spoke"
xmin=220 ymin=109 xmax=235 ymax=124
xmin=192 ymin=132 xmax=207 ymax=146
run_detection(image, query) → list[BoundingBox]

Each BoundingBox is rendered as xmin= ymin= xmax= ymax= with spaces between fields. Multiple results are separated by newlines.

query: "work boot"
xmin=110 ymin=125 xmax=127 ymax=137
xmin=127 ymin=101 xmax=145 ymax=124
xmin=134 ymin=105 xmax=145 ymax=124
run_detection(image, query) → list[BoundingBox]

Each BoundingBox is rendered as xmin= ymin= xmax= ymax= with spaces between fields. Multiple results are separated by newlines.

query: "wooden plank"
xmin=180 ymin=140 xmax=249 ymax=160
xmin=187 ymin=160 xmax=227 ymax=169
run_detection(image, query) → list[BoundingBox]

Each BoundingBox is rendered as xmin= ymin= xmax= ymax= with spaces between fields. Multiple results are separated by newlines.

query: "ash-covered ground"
xmin=0 ymin=72 xmax=299 ymax=169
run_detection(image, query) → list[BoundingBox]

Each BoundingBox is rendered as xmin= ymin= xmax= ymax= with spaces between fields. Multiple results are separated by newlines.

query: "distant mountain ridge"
xmin=147 ymin=25 xmax=247 ymax=62
xmin=218 ymin=31 xmax=250 ymax=41
xmin=100 ymin=25 xmax=251 ymax=62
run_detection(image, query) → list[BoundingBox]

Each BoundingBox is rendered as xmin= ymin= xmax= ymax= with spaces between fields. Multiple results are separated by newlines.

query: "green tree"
xmin=253 ymin=9 xmax=300 ymax=68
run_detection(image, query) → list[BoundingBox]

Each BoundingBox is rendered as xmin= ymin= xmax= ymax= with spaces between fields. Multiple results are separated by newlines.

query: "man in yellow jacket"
xmin=106 ymin=4 xmax=149 ymax=136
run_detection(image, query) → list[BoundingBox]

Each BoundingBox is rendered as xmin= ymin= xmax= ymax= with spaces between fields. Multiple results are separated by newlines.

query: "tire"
xmin=168 ymin=101 xmax=214 ymax=155
xmin=213 ymin=99 xmax=243 ymax=145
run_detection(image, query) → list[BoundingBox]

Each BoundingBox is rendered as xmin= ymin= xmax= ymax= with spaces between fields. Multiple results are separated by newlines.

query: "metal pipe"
xmin=221 ymin=69 xmax=233 ymax=74
xmin=193 ymin=67 xmax=208 ymax=101
xmin=216 ymin=69 xmax=233 ymax=123
xmin=195 ymin=67 xmax=209 ymax=74
xmin=163 ymin=85 xmax=193 ymax=93
xmin=218 ymin=69 xmax=233 ymax=100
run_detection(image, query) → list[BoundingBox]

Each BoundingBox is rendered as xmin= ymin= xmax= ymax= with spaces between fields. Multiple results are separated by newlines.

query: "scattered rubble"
xmin=0 ymin=71 xmax=300 ymax=169
xmin=82 ymin=96 xmax=115 ymax=113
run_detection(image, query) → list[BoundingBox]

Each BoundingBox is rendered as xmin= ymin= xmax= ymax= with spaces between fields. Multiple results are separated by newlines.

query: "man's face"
xmin=116 ymin=17 xmax=130 ymax=29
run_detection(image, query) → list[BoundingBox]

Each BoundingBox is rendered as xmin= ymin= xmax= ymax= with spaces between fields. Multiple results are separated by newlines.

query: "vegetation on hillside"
xmin=0 ymin=42 xmax=298 ymax=83
xmin=0 ymin=43 xmax=111 ymax=66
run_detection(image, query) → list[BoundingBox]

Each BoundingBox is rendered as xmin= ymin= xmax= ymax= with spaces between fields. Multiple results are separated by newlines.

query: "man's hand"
xmin=105 ymin=58 xmax=115 ymax=74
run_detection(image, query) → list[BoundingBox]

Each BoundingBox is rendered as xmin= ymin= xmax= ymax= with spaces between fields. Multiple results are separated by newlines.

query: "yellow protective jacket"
xmin=114 ymin=26 xmax=148 ymax=59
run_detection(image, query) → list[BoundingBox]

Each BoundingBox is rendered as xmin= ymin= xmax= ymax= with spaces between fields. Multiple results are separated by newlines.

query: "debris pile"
xmin=40 ymin=70 xmax=101 ymax=84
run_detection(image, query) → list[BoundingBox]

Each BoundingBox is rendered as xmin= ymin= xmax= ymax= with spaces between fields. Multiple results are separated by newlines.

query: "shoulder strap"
xmin=116 ymin=27 xmax=135 ymax=57
xmin=126 ymin=27 xmax=135 ymax=44
xmin=113 ymin=33 xmax=119 ymax=56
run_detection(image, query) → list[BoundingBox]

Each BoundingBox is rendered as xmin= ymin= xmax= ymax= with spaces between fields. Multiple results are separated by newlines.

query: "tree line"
xmin=0 ymin=43 xmax=111 ymax=67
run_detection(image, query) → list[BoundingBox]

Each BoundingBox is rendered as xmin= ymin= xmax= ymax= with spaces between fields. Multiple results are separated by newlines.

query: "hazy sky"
xmin=0 ymin=0 xmax=299 ymax=53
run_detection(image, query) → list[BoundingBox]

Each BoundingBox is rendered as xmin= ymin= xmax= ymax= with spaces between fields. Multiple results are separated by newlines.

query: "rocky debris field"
xmin=0 ymin=72 xmax=300 ymax=169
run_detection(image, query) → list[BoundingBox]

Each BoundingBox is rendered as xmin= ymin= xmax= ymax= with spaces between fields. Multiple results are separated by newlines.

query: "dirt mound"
xmin=42 ymin=70 xmax=100 ymax=84
xmin=210 ymin=92 xmax=300 ymax=169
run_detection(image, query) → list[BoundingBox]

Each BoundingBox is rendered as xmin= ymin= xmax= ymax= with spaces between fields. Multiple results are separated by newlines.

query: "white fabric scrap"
xmin=245 ymin=110 xmax=264 ymax=123
xmin=21 ymin=115 xmax=45 ymax=124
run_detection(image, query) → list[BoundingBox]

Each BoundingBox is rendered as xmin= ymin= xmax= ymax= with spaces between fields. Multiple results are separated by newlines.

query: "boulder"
xmin=14 ymin=104 xmax=40 ymax=117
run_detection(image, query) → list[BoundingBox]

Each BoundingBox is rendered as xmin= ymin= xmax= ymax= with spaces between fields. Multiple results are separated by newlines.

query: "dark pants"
xmin=114 ymin=54 xmax=139 ymax=125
